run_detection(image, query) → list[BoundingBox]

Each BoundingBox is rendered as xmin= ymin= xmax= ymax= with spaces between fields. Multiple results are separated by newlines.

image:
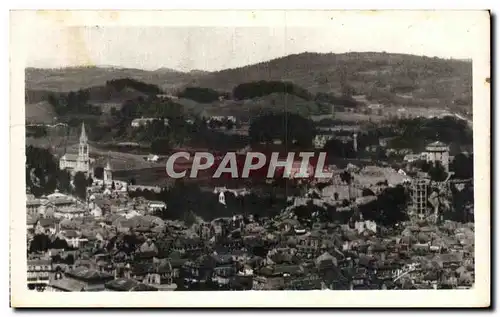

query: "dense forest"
xmin=106 ymin=78 xmax=163 ymax=95
xmin=44 ymin=78 xmax=164 ymax=117
xmin=47 ymin=90 xmax=102 ymax=116
xmin=128 ymin=180 xmax=288 ymax=223
xmin=177 ymin=87 xmax=228 ymax=103
xmin=248 ymin=112 xmax=316 ymax=147
xmin=314 ymin=92 xmax=360 ymax=108
xmin=387 ymin=117 xmax=473 ymax=151
xmin=26 ymin=146 xmax=90 ymax=198
xmin=232 ymin=81 xmax=313 ymax=101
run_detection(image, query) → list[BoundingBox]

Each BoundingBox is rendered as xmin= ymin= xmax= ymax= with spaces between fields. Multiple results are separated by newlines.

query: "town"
xmin=24 ymin=52 xmax=474 ymax=293
xmin=26 ymin=112 xmax=474 ymax=292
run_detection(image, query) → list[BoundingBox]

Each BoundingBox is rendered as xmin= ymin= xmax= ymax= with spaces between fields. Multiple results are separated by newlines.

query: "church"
xmin=59 ymin=122 xmax=95 ymax=176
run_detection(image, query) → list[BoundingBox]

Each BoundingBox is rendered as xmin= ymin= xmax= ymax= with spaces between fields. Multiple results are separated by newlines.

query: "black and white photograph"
xmin=10 ymin=10 xmax=490 ymax=307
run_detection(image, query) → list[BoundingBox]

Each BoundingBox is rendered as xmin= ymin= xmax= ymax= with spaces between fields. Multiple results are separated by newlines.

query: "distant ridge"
xmin=25 ymin=51 xmax=472 ymax=113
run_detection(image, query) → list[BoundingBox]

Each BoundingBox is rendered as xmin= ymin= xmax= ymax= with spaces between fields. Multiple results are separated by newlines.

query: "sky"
xmin=24 ymin=11 xmax=485 ymax=72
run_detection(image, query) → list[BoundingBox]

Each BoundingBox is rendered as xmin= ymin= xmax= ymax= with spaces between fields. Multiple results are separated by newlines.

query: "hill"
xmin=25 ymin=66 xmax=198 ymax=92
xmin=188 ymin=52 xmax=472 ymax=110
xmin=25 ymin=52 xmax=473 ymax=114
xmin=25 ymin=101 xmax=56 ymax=124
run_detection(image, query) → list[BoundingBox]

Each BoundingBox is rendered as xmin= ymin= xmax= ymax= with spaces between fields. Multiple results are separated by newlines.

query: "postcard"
xmin=10 ymin=10 xmax=490 ymax=307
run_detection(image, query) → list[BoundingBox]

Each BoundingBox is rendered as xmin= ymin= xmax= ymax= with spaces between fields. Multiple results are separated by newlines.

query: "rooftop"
xmin=66 ymin=267 xmax=114 ymax=281
xmin=426 ymin=141 xmax=449 ymax=150
xmin=105 ymin=278 xmax=158 ymax=291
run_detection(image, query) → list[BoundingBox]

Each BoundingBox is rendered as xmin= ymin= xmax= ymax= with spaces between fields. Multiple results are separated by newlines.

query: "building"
xmin=410 ymin=178 xmax=430 ymax=217
xmin=59 ymin=122 xmax=94 ymax=176
xmin=103 ymin=160 xmax=112 ymax=184
xmin=131 ymin=117 xmax=169 ymax=128
xmin=148 ymin=201 xmax=167 ymax=212
xmin=60 ymin=230 xmax=89 ymax=248
xmin=53 ymin=206 xmax=86 ymax=220
xmin=423 ymin=141 xmax=450 ymax=171
xmin=207 ymin=116 xmax=236 ymax=123
xmin=146 ymin=154 xmax=159 ymax=162
xmin=313 ymin=134 xmax=335 ymax=149
xmin=26 ymin=195 xmax=45 ymax=216
xmin=404 ymin=153 xmax=427 ymax=163
xmin=105 ymin=278 xmax=158 ymax=291
xmin=47 ymin=267 xmax=114 ymax=292
xmin=27 ymin=259 xmax=52 ymax=291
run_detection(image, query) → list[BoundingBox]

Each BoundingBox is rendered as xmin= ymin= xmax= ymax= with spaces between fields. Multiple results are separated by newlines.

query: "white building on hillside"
xmin=423 ymin=141 xmax=450 ymax=171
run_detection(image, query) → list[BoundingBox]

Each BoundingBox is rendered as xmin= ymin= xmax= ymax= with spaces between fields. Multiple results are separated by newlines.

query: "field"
xmin=25 ymin=102 xmax=57 ymax=124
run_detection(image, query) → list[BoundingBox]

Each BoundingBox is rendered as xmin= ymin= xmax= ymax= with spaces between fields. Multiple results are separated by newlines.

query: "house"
xmin=105 ymin=278 xmax=158 ymax=291
xmin=404 ymin=153 xmax=426 ymax=163
xmin=423 ymin=141 xmax=450 ymax=171
xmin=354 ymin=220 xmax=377 ymax=235
xmin=35 ymin=218 xmax=60 ymax=235
xmin=27 ymin=259 xmax=52 ymax=291
xmin=315 ymin=252 xmax=338 ymax=270
xmin=54 ymin=206 xmax=86 ymax=220
xmin=26 ymin=196 xmax=46 ymax=216
xmin=113 ymin=218 xmax=137 ymax=233
xmin=131 ymin=117 xmax=169 ymax=128
xmin=146 ymin=154 xmax=160 ymax=162
xmin=208 ymin=115 xmax=236 ymax=124
xmin=148 ymin=200 xmax=166 ymax=212
xmin=313 ymin=134 xmax=335 ymax=149
xmin=61 ymin=230 xmax=89 ymax=249
xmin=279 ymin=219 xmax=300 ymax=233
xmin=128 ymin=258 xmax=178 ymax=291
xmin=27 ymin=215 xmax=38 ymax=233
xmin=47 ymin=267 xmax=114 ymax=292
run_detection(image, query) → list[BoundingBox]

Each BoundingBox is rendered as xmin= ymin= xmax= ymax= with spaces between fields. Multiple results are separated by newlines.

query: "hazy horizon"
xmin=26 ymin=50 xmax=473 ymax=73
xmin=24 ymin=11 xmax=483 ymax=72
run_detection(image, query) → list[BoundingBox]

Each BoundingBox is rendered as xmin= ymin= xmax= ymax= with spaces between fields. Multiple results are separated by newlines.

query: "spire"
xmin=105 ymin=151 xmax=111 ymax=170
xmin=80 ymin=122 xmax=87 ymax=142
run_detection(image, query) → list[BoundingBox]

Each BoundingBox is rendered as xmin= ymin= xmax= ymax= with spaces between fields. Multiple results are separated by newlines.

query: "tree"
xmin=73 ymin=172 xmax=88 ymax=199
xmin=94 ymin=167 xmax=104 ymax=179
xmin=362 ymin=188 xmax=375 ymax=197
xmin=340 ymin=171 xmax=353 ymax=184
xmin=225 ymin=120 xmax=234 ymax=131
xmin=177 ymin=87 xmax=221 ymax=103
xmin=359 ymin=185 xmax=409 ymax=226
xmin=26 ymin=146 xmax=57 ymax=196
xmin=29 ymin=234 xmax=51 ymax=253
xmin=249 ymin=112 xmax=316 ymax=147
xmin=51 ymin=237 xmax=69 ymax=250
xmin=232 ymin=81 xmax=312 ymax=101
xmin=294 ymin=203 xmax=316 ymax=223
xmin=56 ymin=169 xmax=72 ymax=193
xmin=415 ymin=160 xmax=432 ymax=173
xmin=450 ymin=153 xmax=473 ymax=179
xmin=428 ymin=161 xmax=447 ymax=182
xmin=151 ymin=137 xmax=172 ymax=155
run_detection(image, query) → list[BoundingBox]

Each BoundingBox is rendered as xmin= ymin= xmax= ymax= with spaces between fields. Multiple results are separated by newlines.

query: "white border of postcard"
xmin=10 ymin=10 xmax=490 ymax=308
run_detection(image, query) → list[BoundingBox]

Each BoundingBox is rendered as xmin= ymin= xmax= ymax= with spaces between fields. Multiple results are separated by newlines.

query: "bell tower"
xmin=77 ymin=122 xmax=90 ymax=174
xmin=104 ymin=160 xmax=113 ymax=184
xmin=79 ymin=122 xmax=89 ymax=160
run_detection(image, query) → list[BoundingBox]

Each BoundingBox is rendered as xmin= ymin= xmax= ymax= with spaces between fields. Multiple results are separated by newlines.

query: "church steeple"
xmin=80 ymin=122 xmax=88 ymax=143
xmin=78 ymin=122 xmax=89 ymax=165
xmin=104 ymin=156 xmax=113 ymax=183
